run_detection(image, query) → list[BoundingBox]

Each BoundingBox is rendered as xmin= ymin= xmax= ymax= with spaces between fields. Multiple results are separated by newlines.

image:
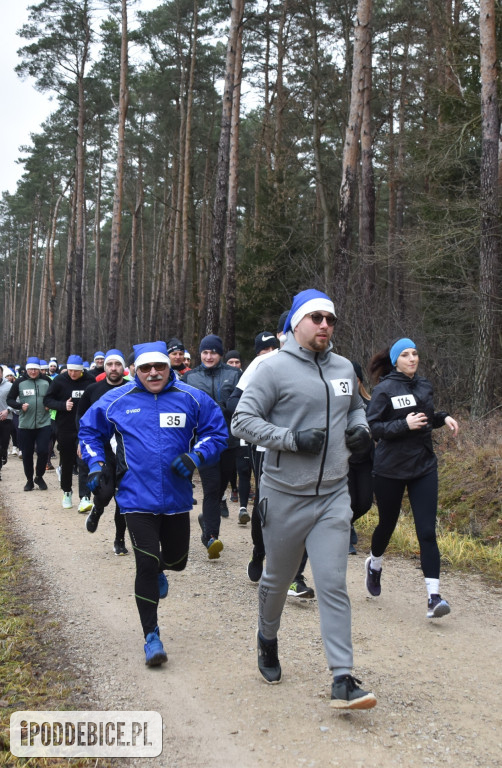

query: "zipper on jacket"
xmin=314 ymin=355 xmax=330 ymax=495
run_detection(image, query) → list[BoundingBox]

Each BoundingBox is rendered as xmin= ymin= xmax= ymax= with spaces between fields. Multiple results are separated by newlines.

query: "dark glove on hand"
xmin=293 ymin=428 xmax=326 ymax=454
xmin=345 ymin=425 xmax=372 ymax=455
xmin=171 ymin=451 xmax=202 ymax=479
xmin=87 ymin=462 xmax=105 ymax=493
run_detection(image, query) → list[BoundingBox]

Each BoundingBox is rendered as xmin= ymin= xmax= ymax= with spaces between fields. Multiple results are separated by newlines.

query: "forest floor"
xmin=1 ymin=453 xmax=501 ymax=768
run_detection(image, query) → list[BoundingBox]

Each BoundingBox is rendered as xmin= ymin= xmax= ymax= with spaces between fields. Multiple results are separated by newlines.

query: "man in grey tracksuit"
xmin=231 ymin=288 xmax=377 ymax=710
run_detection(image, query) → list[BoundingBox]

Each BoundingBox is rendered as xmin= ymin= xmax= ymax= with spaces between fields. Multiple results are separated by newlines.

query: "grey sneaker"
xmin=238 ymin=507 xmax=250 ymax=525
xmin=257 ymin=630 xmax=282 ymax=684
xmin=330 ymin=674 xmax=377 ymax=710
xmin=365 ymin=557 xmax=382 ymax=597
xmin=427 ymin=594 xmax=450 ymax=618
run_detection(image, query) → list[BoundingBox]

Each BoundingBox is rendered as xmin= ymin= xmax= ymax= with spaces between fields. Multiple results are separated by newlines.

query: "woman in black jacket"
xmin=364 ymin=338 xmax=458 ymax=619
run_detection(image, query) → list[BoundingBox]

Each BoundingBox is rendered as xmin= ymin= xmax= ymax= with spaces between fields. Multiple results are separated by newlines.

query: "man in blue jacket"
xmin=79 ymin=341 xmax=228 ymax=667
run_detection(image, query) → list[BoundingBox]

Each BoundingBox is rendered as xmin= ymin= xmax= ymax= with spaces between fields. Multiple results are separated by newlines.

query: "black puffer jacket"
xmin=366 ymin=370 xmax=448 ymax=480
xmin=182 ymin=362 xmax=240 ymax=449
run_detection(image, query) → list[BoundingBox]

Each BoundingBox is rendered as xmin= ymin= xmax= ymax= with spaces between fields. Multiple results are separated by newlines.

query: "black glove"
xmin=293 ymin=428 xmax=326 ymax=454
xmin=171 ymin=451 xmax=202 ymax=479
xmin=93 ymin=464 xmax=116 ymax=507
xmin=345 ymin=425 xmax=372 ymax=456
xmin=87 ymin=462 xmax=105 ymax=493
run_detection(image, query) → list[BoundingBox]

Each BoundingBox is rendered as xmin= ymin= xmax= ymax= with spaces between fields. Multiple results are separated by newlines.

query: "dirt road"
xmin=3 ymin=454 xmax=501 ymax=768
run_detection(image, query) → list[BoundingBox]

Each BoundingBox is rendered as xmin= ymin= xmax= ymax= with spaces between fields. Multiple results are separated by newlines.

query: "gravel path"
xmin=3 ymin=454 xmax=501 ymax=767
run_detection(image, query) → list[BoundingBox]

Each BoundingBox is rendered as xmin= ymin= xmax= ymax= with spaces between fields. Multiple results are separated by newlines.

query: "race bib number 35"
xmin=391 ymin=394 xmax=417 ymax=409
xmin=331 ymin=379 xmax=353 ymax=396
xmin=160 ymin=413 xmax=186 ymax=428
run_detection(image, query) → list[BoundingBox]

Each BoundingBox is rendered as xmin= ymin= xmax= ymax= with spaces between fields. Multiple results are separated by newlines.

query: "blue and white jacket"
xmin=78 ymin=370 xmax=228 ymax=515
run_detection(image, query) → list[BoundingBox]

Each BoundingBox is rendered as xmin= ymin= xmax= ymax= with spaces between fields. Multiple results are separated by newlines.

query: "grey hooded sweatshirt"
xmin=231 ymin=334 xmax=368 ymax=496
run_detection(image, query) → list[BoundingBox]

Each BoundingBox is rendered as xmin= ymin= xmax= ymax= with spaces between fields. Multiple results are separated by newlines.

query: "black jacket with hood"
xmin=366 ymin=370 xmax=448 ymax=480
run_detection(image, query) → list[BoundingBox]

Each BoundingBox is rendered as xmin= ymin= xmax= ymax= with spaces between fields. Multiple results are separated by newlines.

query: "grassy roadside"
xmin=0 ymin=517 xmax=113 ymax=768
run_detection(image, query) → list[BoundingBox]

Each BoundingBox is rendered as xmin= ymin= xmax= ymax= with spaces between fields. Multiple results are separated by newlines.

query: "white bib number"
xmin=72 ymin=390 xmax=84 ymax=399
xmin=331 ymin=379 xmax=352 ymax=396
xmin=24 ymin=389 xmax=35 ymax=396
xmin=160 ymin=412 xmax=186 ymax=428
xmin=391 ymin=394 xmax=417 ymax=409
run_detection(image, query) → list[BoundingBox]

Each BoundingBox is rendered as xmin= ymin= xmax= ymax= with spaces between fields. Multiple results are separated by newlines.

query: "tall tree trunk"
xmin=178 ymin=0 xmax=198 ymax=339
xmin=333 ymin=0 xmax=372 ymax=316
xmin=105 ymin=0 xmax=129 ymax=346
xmin=472 ymin=0 xmax=499 ymax=418
xmin=205 ymin=0 xmax=244 ymax=335
xmin=223 ymin=7 xmax=243 ymax=350
xmin=73 ymin=7 xmax=91 ymax=353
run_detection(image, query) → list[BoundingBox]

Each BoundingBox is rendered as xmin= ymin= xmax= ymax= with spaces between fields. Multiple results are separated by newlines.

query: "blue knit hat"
xmin=390 ymin=338 xmax=416 ymax=366
xmin=104 ymin=348 xmax=125 ymax=367
xmin=199 ymin=334 xmax=224 ymax=356
xmin=67 ymin=355 xmax=84 ymax=370
xmin=26 ymin=356 xmax=41 ymax=369
xmin=283 ymin=289 xmax=336 ymax=333
xmin=133 ymin=341 xmax=170 ymax=368
xmin=93 ymin=351 xmax=105 ymax=362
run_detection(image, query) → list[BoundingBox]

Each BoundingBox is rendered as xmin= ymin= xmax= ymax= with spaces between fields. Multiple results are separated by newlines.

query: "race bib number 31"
xmin=160 ymin=413 xmax=186 ymax=428
xmin=391 ymin=394 xmax=417 ymax=409
xmin=331 ymin=379 xmax=352 ymax=396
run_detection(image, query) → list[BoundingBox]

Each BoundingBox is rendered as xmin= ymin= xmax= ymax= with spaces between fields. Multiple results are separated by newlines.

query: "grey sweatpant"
xmin=258 ymin=478 xmax=353 ymax=677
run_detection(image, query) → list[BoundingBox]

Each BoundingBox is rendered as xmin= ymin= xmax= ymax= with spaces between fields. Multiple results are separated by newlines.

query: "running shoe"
xmin=113 ymin=539 xmax=128 ymax=556
xmin=144 ymin=629 xmax=168 ymax=667
xmin=78 ymin=496 xmax=92 ymax=513
xmin=220 ymin=499 xmax=229 ymax=518
xmin=427 ymin=594 xmax=451 ymax=618
xmin=257 ymin=630 xmax=282 ymax=684
xmin=46 ymin=461 xmax=55 ymax=471
xmin=365 ymin=557 xmax=382 ymax=597
xmin=288 ymin=578 xmax=315 ymax=599
xmin=34 ymin=476 xmax=48 ymax=491
xmin=230 ymin=489 xmax=238 ymax=503
xmin=158 ymin=572 xmax=169 ymax=599
xmin=207 ymin=537 xmax=223 ymax=560
xmin=330 ymin=675 xmax=377 ymax=710
xmin=86 ymin=506 xmax=103 ymax=533
xmin=238 ymin=507 xmax=250 ymax=525
xmin=24 ymin=480 xmax=35 ymax=492
xmin=247 ymin=555 xmax=264 ymax=583
xmin=62 ymin=492 xmax=72 ymax=509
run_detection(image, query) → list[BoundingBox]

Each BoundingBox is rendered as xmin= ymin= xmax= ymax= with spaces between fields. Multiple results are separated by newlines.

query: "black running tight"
xmin=371 ymin=471 xmax=440 ymax=578
xmin=126 ymin=512 xmax=190 ymax=637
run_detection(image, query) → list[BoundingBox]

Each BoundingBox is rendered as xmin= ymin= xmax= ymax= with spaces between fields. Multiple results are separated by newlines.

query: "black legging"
xmin=126 ymin=512 xmax=190 ymax=637
xmin=198 ymin=448 xmax=236 ymax=539
xmin=250 ymin=447 xmax=265 ymax=560
xmin=371 ymin=470 xmax=440 ymax=578
xmin=348 ymin=457 xmax=374 ymax=523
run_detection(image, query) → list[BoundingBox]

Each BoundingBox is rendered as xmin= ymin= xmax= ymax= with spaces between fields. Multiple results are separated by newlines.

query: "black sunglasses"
xmin=306 ymin=312 xmax=337 ymax=327
xmin=137 ymin=362 xmax=168 ymax=373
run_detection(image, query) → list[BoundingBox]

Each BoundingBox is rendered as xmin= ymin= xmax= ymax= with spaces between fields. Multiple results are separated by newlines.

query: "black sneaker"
xmin=257 ymin=630 xmax=282 ymax=684
xmin=198 ymin=512 xmax=207 ymax=547
xmin=427 ymin=594 xmax=451 ymax=618
xmin=247 ymin=555 xmax=264 ymax=583
xmin=330 ymin=674 xmax=377 ymax=710
xmin=113 ymin=539 xmax=128 ymax=556
xmin=34 ymin=476 xmax=48 ymax=491
xmin=220 ymin=499 xmax=229 ymax=518
xmin=230 ymin=489 xmax=238 ymax=503
xmin=86 ymin=506 xmax=103 ymax=533
xmin=287 ymin=578 xmax=315 ymax=599
xmin=24 ymin=480 xmax=35 ymax=492
xmin=365 ymin=557 xmax=382 ymax=597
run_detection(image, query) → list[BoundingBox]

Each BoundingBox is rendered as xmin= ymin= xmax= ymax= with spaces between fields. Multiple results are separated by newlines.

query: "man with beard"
xmin=232 ymin=289 xmax=377 ymax=710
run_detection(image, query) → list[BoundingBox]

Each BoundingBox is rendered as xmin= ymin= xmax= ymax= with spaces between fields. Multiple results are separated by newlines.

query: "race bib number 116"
xmin=160 ymin=413 xmax=186 ymax=428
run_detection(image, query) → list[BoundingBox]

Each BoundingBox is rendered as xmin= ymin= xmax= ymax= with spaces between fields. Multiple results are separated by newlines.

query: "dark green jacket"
xmin=7 ymin=375 xmax=52 ymax=430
